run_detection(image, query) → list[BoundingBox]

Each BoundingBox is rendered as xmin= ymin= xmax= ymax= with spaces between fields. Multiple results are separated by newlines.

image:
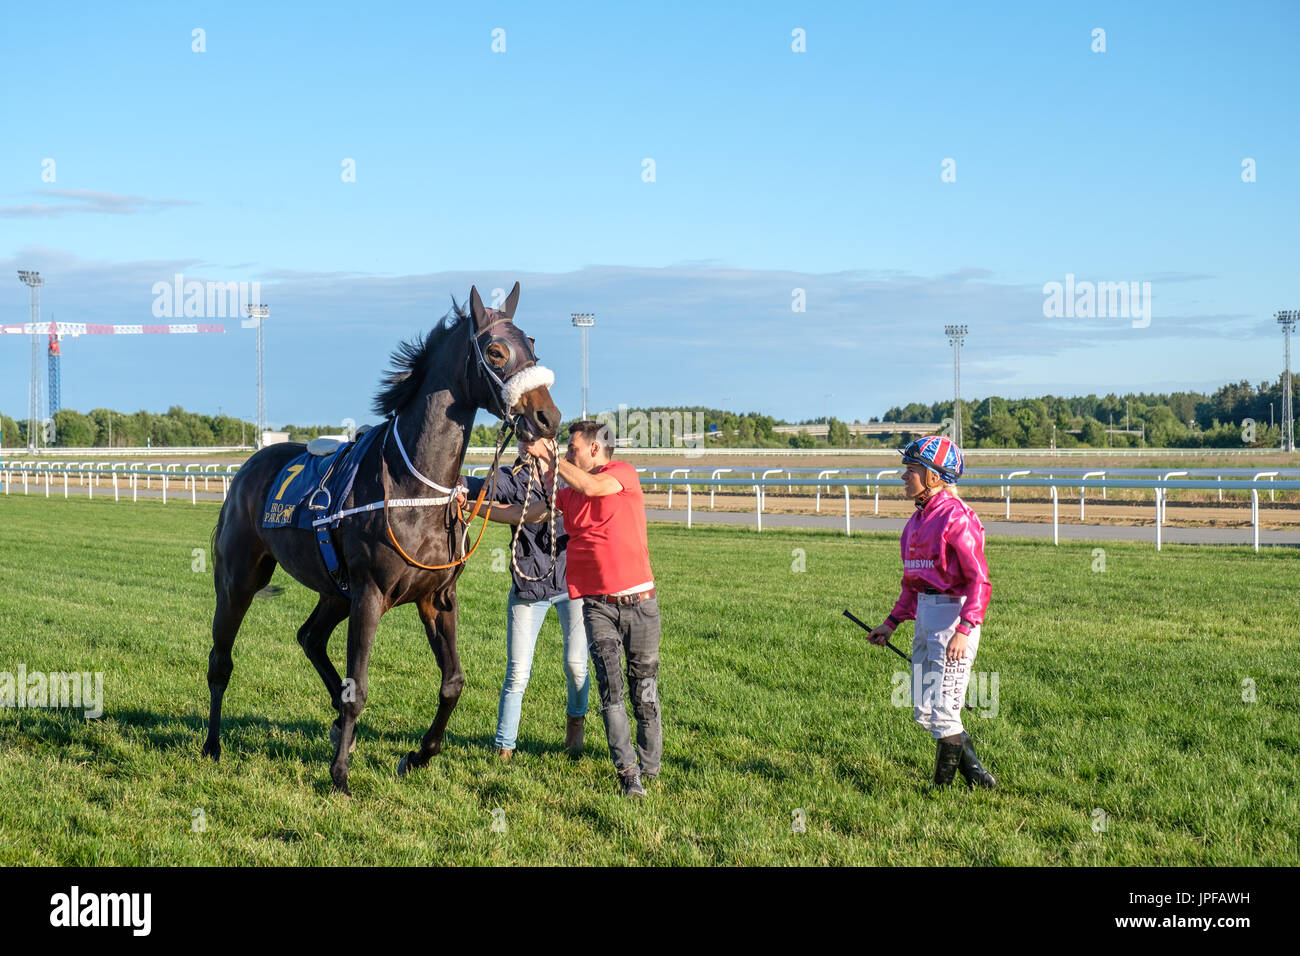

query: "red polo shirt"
xmin=556 ymin=459 xmax=654 ymax=599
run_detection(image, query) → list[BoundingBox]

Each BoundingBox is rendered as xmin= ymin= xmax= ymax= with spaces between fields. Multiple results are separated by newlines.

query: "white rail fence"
xmin=646 ymin=476 xmax=1300 ymax=552
xmin=3 ymin=462 xmax=240 ymax=505
xmin=4 ymin=465 xmax=1298 ymax=552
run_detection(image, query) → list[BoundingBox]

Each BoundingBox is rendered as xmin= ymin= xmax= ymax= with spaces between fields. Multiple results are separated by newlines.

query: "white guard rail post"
xmin=667 ymin=468 xmax=689 ymax=509
xmin=710 ymin=468 xmax=731 ymax=509
xmin=1252 ymin=490 xmax=1259 ymax=552
xmin=1080 ymin=471 xmax=1105 ymax=519
xmin=1155 ymin=487 xmax=1162 ymax=552
xmin=1005 ymin=471 xmax=1030 ymax=518
xmin=1160 ymin=472 xmax=1187 ymax=524
xmin=815 ymin=469 xmax=839 ymax=513
xmin=759 ymin=469 xmax=783 ymax=511
xmin=875 ymin=469 xmax=900 ymax=515
xmin=1254 ymin=471 xmax=1277 ymax=503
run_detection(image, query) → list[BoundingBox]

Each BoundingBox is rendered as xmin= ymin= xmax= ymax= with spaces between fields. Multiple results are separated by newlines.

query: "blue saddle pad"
xmin=262 ymin=426 xmax=383 ymax=530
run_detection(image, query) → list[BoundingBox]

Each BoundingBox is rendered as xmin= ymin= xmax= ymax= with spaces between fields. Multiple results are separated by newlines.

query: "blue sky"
xmin=2 ymin=1 xmax=1297 ymax=429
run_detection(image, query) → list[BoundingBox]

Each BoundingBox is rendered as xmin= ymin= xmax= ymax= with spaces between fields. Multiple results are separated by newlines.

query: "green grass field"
xmin=1 ymin=494 xmax=1297 ymax=865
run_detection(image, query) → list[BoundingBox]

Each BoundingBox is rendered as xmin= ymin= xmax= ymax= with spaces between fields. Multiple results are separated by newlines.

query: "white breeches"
xmin=911 ymin=593 xmax=981 ymax=739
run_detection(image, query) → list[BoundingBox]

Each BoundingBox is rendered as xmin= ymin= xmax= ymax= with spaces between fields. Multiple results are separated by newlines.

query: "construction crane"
xmin=48 ymin=328 xmax=61 ymax=416
xmin=3 ymin=320 xmax=226 ymax=440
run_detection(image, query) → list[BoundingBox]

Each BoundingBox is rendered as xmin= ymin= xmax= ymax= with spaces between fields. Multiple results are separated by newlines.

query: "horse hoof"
xmin=397 ymin=753 xmax=410 ymax=777
xmin=201 ymin=742 xmax=220 ymax=761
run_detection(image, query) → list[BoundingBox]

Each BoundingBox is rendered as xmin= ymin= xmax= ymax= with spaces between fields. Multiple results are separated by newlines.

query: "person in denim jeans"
xmin=459 ymin=444 xmax=589 ymax=760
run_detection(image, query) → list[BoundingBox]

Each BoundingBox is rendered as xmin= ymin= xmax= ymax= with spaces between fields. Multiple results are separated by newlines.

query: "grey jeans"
xmin=582 ymin=595 xmax=662 ymax=777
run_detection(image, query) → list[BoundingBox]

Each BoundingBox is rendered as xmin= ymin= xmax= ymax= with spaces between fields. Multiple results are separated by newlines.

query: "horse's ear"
xmin=469 ymin=286 xmax=486 ymax=326
xmin=502 ymin=282 xmax=521 ymax=320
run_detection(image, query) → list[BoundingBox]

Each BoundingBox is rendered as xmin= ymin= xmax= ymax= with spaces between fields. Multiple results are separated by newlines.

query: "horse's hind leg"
xmin=398 ymin=590 xmax=464 ymax=776
xmin=203 ymin=542 xmax=275 ymax=761
xmin=295 ymin=594 xmax=351 ymax=749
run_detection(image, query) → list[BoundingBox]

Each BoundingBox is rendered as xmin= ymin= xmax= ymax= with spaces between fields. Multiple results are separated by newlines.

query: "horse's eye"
xmin=487 ymin=344 xmax=508 ymax=366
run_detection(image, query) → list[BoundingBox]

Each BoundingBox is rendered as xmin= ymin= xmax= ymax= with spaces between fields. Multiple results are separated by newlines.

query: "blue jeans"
xmin=495 ymin=588 xmax=590 ymax=751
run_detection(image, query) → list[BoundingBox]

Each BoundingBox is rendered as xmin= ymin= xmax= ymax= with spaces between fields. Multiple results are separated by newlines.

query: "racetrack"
xmin=1 ymin=495 xmax=1296 ymax=865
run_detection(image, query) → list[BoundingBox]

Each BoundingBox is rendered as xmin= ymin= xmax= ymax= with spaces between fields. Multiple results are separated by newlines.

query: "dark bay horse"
xmin=203 ymin=283 xmax=559 ymax=795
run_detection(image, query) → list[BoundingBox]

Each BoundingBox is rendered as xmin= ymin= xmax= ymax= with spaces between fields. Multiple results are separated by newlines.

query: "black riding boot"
xmin=933 ymin=738 xmax=963 ymax=787
xmin=958 ymin=731 xmax=997 ymax=788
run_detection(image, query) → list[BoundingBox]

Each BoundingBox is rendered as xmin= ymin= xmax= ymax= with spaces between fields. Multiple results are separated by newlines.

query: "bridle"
xmin=469 ymin=313 xmax=536 ymax=423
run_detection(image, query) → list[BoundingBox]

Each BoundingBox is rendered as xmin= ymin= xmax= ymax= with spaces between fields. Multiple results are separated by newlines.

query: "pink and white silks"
xmin=887 ymin=490 xmax=991 ymax=739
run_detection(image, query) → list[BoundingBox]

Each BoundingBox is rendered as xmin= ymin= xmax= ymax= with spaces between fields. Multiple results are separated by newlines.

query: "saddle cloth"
xmin=262 ymin=426 xmax=383 ymax=531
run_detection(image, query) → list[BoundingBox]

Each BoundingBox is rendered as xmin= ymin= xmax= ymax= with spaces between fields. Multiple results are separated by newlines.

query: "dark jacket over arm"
xmin=464 ymin=460 xmax=568 ymax=601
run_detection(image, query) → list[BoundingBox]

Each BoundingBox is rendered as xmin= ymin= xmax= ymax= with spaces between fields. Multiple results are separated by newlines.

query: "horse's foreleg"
xmin=203 ymin=552 xmax=275 ymax=761
xmin=398 ymin=591 xmax=464 ymax=776
xmin=331 ymin=586 xmax=384 ymax=796
xmin=296 ymin=595 xmax=352 ymax=748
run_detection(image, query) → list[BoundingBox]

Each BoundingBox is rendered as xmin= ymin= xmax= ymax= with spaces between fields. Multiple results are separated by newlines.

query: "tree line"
xmin=1 ymin=377 xmax=1290 ymax=449
xmin=880 ymin=377 xmax=1290 ymax=449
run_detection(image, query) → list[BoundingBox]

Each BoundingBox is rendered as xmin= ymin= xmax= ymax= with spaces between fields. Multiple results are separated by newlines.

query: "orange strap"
xmin=384 ymin=484 xmax=493 ymax=571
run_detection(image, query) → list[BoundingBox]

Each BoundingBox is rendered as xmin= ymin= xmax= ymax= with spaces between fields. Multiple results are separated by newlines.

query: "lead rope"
xmin=508 ymin=438 xmax=559 ymax=582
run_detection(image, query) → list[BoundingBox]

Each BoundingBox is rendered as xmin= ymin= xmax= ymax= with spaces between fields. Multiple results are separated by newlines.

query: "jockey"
xmin=867 ymin=435 xmax=996 ymax=789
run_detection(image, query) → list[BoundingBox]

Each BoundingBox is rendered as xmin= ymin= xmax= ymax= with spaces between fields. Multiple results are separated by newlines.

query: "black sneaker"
xmin=620 ymin=770 xmax=646 ymax=798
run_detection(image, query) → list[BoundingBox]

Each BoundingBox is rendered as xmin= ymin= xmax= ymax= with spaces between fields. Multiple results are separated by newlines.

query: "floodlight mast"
xmin=1279 ymin=311 xmax=1298 ymax=453
xmin=245 ymin=304 xmax=270 ymax=448
xmin=18 ymin=271 xmax=44 ymax=452
xmin=944 ymin=324 xmax=968 ymax=447
xmin=571 ymin=313 xmax=595 ymax=420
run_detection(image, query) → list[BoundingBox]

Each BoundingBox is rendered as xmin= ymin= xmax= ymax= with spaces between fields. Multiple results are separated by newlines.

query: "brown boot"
xmin=497 ymin=748 xmax=513 ymax=761
xmin=564 ymin=716 xmax=584 ymax=755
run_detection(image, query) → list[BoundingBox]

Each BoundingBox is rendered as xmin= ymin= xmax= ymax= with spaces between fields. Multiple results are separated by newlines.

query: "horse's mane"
xmin=371 ymin=299 xmax=468 ymax=416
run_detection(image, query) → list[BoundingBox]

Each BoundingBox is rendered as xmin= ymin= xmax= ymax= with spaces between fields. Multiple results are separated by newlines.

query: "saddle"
xmin=262 ymin=426 xmax=384 ymax=595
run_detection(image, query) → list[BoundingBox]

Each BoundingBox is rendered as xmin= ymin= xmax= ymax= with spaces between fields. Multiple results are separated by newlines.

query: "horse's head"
xmin=467 ymin=283 xmax=560 ymax=441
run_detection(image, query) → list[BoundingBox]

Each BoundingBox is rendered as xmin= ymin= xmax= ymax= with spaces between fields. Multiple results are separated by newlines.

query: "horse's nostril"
xmin=536 ymin=409 xmax=550 ymax=429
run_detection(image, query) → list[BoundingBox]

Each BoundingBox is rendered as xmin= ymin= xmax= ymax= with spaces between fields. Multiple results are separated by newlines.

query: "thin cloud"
xmin=0 ymin=189 xmax=195 ymax=219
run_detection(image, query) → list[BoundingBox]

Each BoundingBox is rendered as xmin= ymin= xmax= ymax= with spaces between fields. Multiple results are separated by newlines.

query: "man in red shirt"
xmin=525 ymin=420 xmax=659 ymax=798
